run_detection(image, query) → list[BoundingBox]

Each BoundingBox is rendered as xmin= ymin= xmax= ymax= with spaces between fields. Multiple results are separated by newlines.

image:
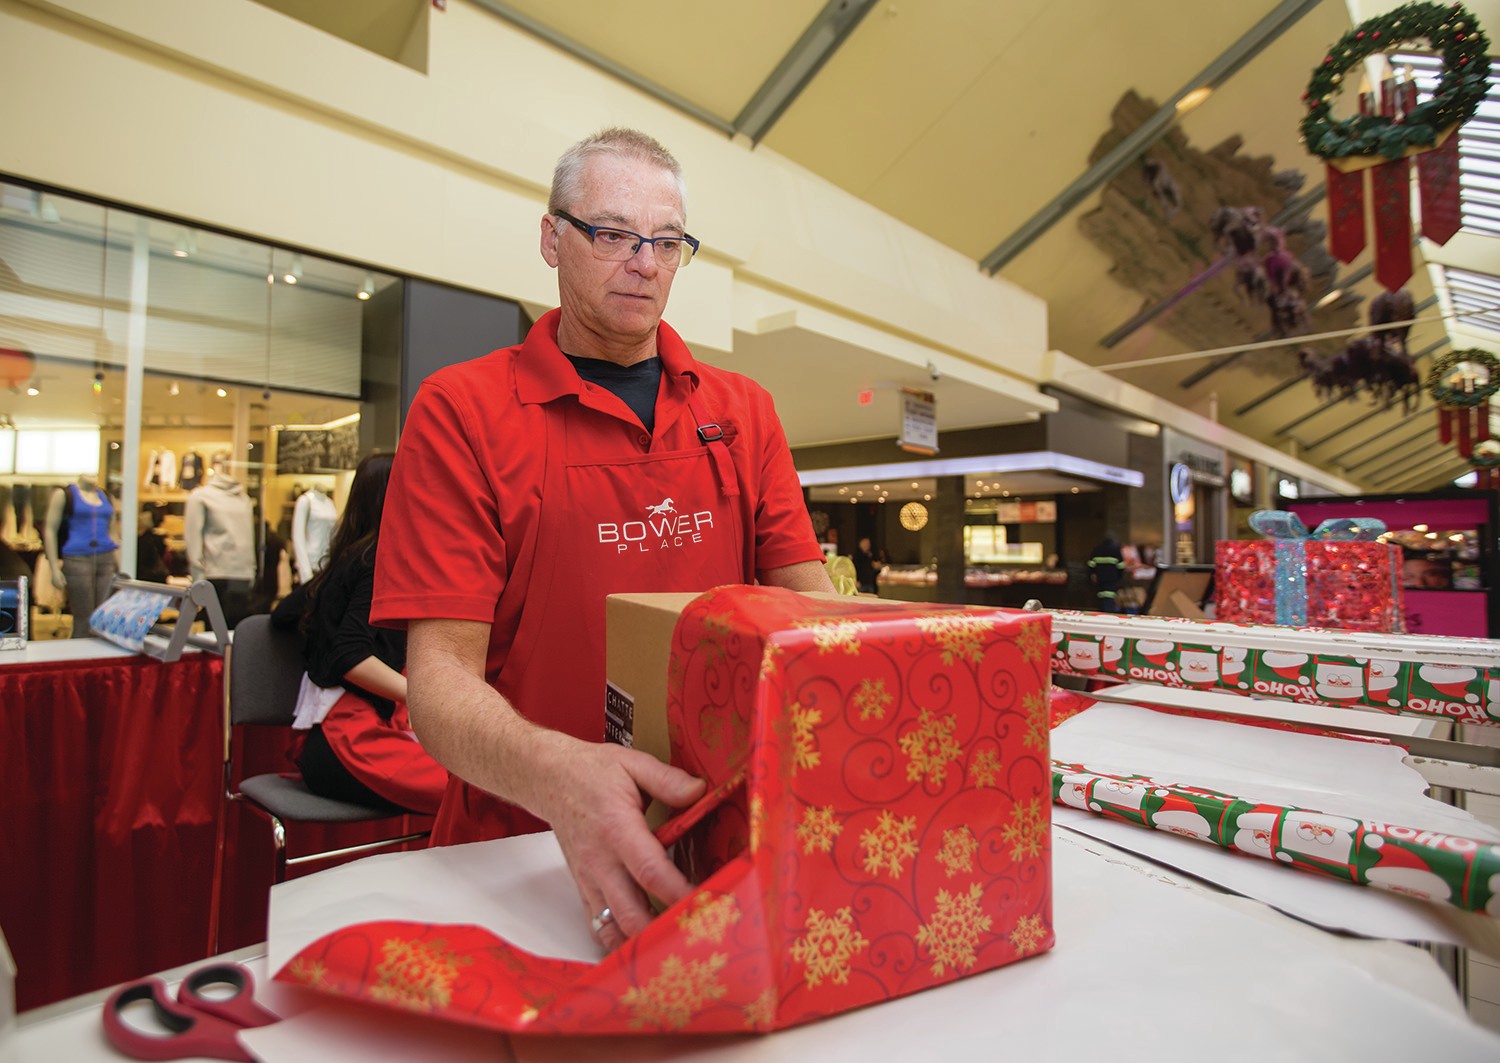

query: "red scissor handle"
xmin=177 ymin=964 xmax=279 ymax=1028
xmin=101 ymin=979 xmax=253 ymax=1062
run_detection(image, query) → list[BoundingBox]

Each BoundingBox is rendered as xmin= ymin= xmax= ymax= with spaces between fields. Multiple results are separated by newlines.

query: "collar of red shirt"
xmin=514 ymin=307 xmax=701 ymax=405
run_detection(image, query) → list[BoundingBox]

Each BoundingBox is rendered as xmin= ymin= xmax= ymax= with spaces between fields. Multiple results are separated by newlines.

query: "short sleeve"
xmin=372 ymin=378 xmax=508 ymax=627
xmin=747 ymin=388 xmax=824 ymax=573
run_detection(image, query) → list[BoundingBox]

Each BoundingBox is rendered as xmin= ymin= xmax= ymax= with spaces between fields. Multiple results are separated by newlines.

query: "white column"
xmin=119 ymin=214 xmax=150 ymax=578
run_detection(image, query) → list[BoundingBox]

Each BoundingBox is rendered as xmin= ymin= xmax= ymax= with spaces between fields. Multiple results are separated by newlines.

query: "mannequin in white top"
xmin=184 ymin=450 xmax=256 ymax=625
xmin=292 ymin=485 xmax=337 ymax=584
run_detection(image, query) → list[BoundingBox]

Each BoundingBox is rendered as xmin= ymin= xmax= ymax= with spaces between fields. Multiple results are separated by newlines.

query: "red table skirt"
xmin=0 ymin=653 xmax=429 ymax=1011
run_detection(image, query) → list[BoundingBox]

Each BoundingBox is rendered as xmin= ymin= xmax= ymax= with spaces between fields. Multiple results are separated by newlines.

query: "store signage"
xmin=1169 ymin=463 xmax=1194 ymax=505
xmin=1228 ymin=457 xmax=1254 ymax=505
xmin=898 ymin=388 xmax=938 ymax=455
xmin=995 ymin=500 xmax=1056 ymax=524
xmin=1176 ymin=451 xmax=1225 ymax=486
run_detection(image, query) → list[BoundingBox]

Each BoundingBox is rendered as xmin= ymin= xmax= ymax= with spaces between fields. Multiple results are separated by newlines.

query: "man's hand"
xmin=407 ymin=618 xmax=708 ymax=950
xmin=526 ymin=729 xmax=705 ymax=950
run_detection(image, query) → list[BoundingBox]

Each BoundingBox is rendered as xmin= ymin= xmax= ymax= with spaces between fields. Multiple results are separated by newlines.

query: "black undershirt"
xmin=566 ymin=354 xmax=663 ymax=434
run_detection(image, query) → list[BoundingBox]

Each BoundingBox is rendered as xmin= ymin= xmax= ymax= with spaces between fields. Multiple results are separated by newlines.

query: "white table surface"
xmin=17 ymin=828 xmax=1498 ymax=1063
xmin=0 ymin=637 xmax=137 ymax=665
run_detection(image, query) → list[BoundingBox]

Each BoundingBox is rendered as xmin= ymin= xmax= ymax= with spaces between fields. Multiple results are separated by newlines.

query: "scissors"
xmin=101 ymin=962 xmax=278 ymax=1062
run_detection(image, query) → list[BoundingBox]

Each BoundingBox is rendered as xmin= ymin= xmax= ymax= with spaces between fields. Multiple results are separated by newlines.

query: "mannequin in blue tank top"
xmin=43 ymin=474 xmax=119 ymax=638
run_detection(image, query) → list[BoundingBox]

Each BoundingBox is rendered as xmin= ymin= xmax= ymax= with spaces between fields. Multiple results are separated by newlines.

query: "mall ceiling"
xmin=268 ymin=0 xmax=1499 ymax=492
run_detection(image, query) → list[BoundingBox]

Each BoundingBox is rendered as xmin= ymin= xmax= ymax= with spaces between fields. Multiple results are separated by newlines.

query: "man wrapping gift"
xmin=373 ymin=128 xmax=833 ymax=952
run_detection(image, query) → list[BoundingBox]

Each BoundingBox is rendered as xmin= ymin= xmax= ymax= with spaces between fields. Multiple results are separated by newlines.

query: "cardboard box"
xmin=604 ymin=591 xmax=701 ymax=766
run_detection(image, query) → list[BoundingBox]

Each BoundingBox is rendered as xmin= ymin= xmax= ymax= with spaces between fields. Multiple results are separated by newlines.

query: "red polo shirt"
xmin=371 ymin=309 xmax=822 ymax=684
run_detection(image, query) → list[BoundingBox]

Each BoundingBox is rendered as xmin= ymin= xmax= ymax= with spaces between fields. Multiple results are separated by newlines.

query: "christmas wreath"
xmin=1301 ymin=1 xmax=1490 ymax=161
xmin=1428 ymin=348 xmax=1500 ymax=406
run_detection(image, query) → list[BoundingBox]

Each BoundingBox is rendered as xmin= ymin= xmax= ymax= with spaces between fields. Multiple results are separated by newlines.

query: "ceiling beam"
xmin=1371 ymin=446 xmax=1469 ymax=489
xmin=1362 ymin=432 xmax=1461 ymax=482
xmin=979 ymin=0 xmax=1324 ymax=275
xmin=1339 ymin=412 xmax=1446 ymax=472
xmin=734 ymin=0 xmax=880 ymax=144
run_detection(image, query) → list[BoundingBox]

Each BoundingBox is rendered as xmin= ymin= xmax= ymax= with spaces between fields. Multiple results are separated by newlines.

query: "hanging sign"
xmin=898 ymin=388 xmax=937 ymax=455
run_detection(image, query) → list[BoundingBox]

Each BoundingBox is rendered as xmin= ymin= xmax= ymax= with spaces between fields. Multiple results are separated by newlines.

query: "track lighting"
xmin=358 ymin=273 xmax=374 ymax=301
xmin=284 ymin=254 xmax=303 ymax=285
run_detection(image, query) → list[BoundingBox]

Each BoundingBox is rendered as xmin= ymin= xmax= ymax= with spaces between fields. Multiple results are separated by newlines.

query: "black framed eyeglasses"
xmin=552 ymin=209 xmax=699 ymax=269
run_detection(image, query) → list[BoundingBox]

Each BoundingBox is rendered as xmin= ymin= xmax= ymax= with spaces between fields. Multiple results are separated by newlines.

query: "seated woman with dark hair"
xmin=272 ymin=452 xmax=447 ymax=813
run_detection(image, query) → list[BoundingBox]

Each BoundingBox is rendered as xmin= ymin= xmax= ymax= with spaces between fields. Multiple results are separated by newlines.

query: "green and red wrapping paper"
xmin=1051 ymin=761 xmax=1500 ymax=915
xmin=1050 ymin=610 xmax=1500 ymax=727
xmin=277 ymin=587 xmax=1054 ymax=1032
xmin=1216 ymin=511 xmax=1405 ymax=633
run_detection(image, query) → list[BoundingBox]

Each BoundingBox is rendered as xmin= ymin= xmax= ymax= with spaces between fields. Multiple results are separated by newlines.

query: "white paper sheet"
xmin=256 ymin=830 xmax=1500 ymax=1063
xmin=266 ymin=830 xmax=603 ymax=977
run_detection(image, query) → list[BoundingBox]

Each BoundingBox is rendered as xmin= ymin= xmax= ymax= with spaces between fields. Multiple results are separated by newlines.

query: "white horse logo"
xmin=646 ymin=497 xmax=676 ymax=518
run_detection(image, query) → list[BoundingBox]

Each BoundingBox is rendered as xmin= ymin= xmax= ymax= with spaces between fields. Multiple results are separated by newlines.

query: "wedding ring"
xmin=591 ymin=906 xmax=616 ymax=936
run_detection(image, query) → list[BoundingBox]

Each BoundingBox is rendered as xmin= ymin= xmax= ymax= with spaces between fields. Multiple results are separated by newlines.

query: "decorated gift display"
xmin=1215 ymin=510 xmax=1405 ymax=632
xmin=279 ymin=586 xmax=1054 ymax=1033
xmin=1049 ymin=609 xmax=1500 ymax=727
xmin=1301 ymin=2 xmax=1491 ymax=290
xmin=1052 ymin=762 xmax=1500 ymax=915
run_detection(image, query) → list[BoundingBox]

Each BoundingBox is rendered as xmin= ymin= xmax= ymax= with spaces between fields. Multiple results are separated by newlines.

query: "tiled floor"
xmin=1459 ymin=725 xmax=1500 ymax=1036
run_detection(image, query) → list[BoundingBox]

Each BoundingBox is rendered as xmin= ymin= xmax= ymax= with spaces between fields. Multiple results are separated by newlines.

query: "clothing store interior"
xmin=3 ymin=0 xmax=1500 ymax=1057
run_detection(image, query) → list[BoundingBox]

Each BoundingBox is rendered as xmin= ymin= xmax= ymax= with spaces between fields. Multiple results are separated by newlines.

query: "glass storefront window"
xmin=0 ymin=178 xmax=401 ymax=632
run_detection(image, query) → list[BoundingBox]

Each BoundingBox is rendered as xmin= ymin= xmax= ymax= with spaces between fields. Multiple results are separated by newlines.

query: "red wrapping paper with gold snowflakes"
xmin=276 ymin=586 xmax=1055 ymax=1033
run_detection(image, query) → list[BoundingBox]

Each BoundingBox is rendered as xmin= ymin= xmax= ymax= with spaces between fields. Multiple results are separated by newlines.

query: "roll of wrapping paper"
xmin=1051 ymin=761 xmax=1500 ymax=915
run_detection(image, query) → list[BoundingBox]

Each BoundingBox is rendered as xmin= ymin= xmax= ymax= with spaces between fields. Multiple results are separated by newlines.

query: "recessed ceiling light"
xmin=216 ymin=387 xmax=228 ymax=397
xmin=25 ymin=386 xmax=38 ymax=396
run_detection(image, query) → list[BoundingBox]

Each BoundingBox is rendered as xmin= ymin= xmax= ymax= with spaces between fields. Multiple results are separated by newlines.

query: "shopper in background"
xmin=1088 ymin=531 xmax=1126 ymax=613
xmin=375 ymin=127 xmax=831 ymax=950
xmin=853 ymin=535 xmax=881 ymax=593
xmin=274 ymin=452 xmax=447 ymax=813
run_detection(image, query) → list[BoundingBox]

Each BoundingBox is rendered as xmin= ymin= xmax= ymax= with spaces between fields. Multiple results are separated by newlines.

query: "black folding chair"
xmin=207 ymin=614 xmax=428 ymax=952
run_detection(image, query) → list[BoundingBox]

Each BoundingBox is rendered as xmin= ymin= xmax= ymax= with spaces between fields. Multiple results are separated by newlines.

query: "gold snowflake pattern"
xmin=370 ymin=937 xmax=472 ymax=1012
xmin=914 ymin=613 xmax=995 ymax=665
xmin=792 ymin=617 xmax=870 ymax=655
xmin=797 ymin=804 xmax=843 ymax=855
xmin=698 ymin=703 xmax=749 ymax=754
xmin=1001 ymin=799 xmax=1046 ymax=862
xmin=915 ymin=883 xmax=993 ymax=977
xmin=286 ymin=957 xmax=331 ymax=991
xmin=743 ymin=988 xmax=777 ymax=1030
xmin=852 ymin=677 xmax=894 ymax=721
xmin=621 ymin=953 xmax=728 ymax=1030
xmin=790 ymin=907 xmax=868 ymax=987
xmin=970 ymin=748 xmax=1003 ymax=788
xmin=775 ymin=700 xmax=823 ymax=775
xmin=1022 ymin=690 xmax=1048 ymax=751
xmin=1009 ymin=914 xmax=1047 ymax=956
xmin=936 ymin=826 xmax=978 ymax=878
xmin=677 ymin=892 xmax=741 ymax=946
xmin=859 ymin=809 xmax=920 ymax=878
xmin=759 ymin=642 xmax=784 ymax=680
xmin=1016 ymin=620 xmax=1050 ymax=663
xmin=899 ymin=707 xmax=963 ymax=785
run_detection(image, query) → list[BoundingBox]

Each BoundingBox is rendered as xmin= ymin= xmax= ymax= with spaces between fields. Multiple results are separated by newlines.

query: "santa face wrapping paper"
xmin=277 ymin=586 xmax=1055 ymax=1034
xmin=1215 ymin=511 xmax=1405 ymax=633
xmin=1049 ymin=613 xmax=1500 ymax=727
xmin=1051 ymin=762 xmax=1500 ymax=915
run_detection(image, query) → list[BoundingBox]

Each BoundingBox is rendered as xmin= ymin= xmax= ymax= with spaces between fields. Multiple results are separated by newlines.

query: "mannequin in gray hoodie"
xmin=184 ymin=451 xmax=255 ymax=625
